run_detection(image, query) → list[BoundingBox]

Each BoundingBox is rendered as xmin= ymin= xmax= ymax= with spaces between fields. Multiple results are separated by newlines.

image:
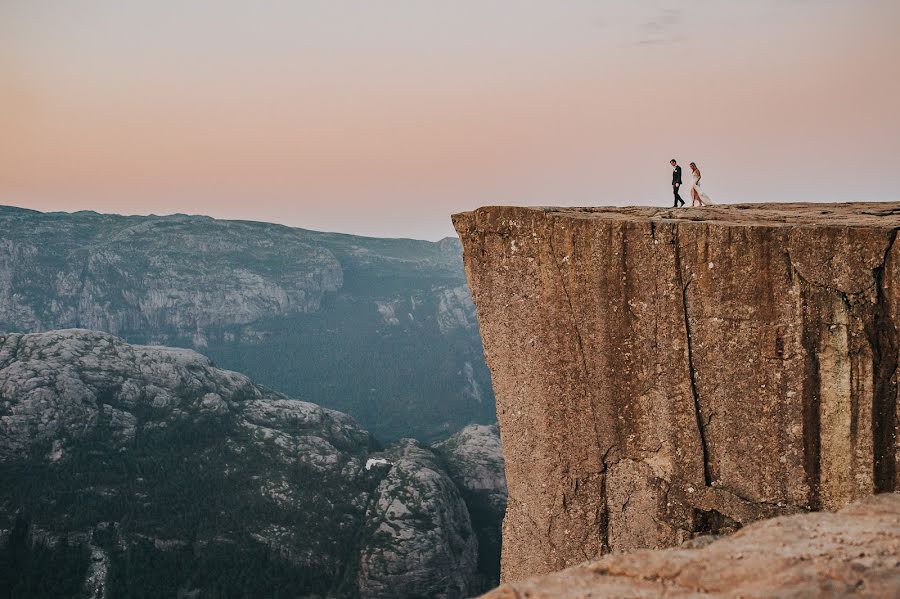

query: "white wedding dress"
xmin=691 ymin=172 xmax=715 ymax=206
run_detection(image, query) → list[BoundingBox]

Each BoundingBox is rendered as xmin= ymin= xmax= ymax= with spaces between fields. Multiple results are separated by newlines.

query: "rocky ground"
xmin=0 ymin=329 xmax=503 ymax=598
xmin=483 ymin=492 xmax=900 ymax=598
xmin=436 ymin=424 xmax=507 ymax=503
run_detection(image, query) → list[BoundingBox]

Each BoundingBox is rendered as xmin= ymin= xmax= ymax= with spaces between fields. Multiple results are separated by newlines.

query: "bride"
xmin=689 ymin=162 xmax=715 ymax=207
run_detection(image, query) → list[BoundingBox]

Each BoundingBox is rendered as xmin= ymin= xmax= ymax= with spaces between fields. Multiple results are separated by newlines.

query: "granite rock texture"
xmin=435 ymin=424 xmax=508 ymax=590
xmin=357 ymin=439 xmax=479 ymax=599
xmin=435 ymin=424 xmax=507 ymax=507
xmin=482 ymin=492 xmax=900 ymax=599
xmin=453 ymin=203 xmax=900 ymax=581
xmin=0 ymin=209 xmax=342 ymax=336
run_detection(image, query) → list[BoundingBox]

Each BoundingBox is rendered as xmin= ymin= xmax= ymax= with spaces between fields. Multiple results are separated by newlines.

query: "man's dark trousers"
xmin=672 ymin=164 xmax=684 ymax=207
xmin=673 ymin=185 xmax=684 ymax=207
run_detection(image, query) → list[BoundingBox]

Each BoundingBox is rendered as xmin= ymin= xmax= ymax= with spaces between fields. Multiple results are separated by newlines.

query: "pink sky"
xmin=2 ymin=1 xmax=899 ymax=239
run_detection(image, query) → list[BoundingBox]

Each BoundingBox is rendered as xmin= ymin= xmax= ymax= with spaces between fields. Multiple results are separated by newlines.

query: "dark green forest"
xmin=0 ymin=414 xmax=380 ymax=598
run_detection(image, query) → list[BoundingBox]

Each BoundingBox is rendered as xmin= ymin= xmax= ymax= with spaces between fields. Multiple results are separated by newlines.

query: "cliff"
xmin=483 ymin=492 xmax=900 ymax=598
xmin=453 ymin=203 xmax=900 ymax=581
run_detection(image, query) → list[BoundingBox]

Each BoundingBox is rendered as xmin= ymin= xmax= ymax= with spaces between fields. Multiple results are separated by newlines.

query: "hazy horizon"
xmin=0 ymin=200 xmax=467 ymax=241
xmin=3 ymin=0 xmax=899 ymax=240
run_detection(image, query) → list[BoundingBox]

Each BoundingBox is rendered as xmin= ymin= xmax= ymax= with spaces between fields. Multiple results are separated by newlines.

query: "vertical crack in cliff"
xmin=0 ymin=333 xmax=23 ymax=370
xmin=788 ymin=228 xmax=899 ymax=504
xmin=870 ymin=228 xmax=899 ymax=492
xmin=787 ymin=243 xmax=822 ymax=510
xmin=673 ymin=226 xmax=713 ymax=487
xmin=650 ymin=222 xmax=660 ymax=358
xmin=333 ymin=477 xmax=381 ymax=596
xmin=547 ymin=220 xmax=602 ymax=448
xmin=547 ymin=223 xmax=591 ymax=393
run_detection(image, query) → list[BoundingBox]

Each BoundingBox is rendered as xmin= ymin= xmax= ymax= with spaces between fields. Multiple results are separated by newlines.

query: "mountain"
xmin=0 ymin=329 xmax=487 ymax=598
xmin=0 ymin=205 xmax=493 ymax=442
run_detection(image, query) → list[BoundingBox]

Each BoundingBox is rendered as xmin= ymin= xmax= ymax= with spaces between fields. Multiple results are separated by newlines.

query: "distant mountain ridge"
xmin=0 ymin=205 xmax=493 ymax=441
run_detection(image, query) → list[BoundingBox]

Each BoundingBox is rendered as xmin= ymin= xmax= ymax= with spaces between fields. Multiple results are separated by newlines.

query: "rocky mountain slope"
xmin=357 ymin=440 xmax=478 ymax=598
xmin=483 ymin=492 xmax=900 ymax=599
xmin=454 ymin=203 xmax=900 ymax=581
xmin=435 ymin=424 xmax=508 ymax=590
xmin=0 ymin=205 xmax=493 ymax=442
xmin=0 ymin=329 xmax=492 ymax=598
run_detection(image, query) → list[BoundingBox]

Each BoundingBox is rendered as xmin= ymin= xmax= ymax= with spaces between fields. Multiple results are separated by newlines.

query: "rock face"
xmin=0 ymin=205 xmax=493 ymax=441
xmin=435 ymin=424 xmax=508 ymax=590
xmin=453 ymin=204 xmax=900 ymax=581
xmin=436 ymin=424 xmax=507 ymax=503
xmin=0 ymin=329 xmax=483 ymax=597
xmin=0 ymin=209 xmax=342 ymax=335
xmin=482 ymin=492 xmax=900 ymax=599
xmin=357 ymin=440 xmax=478 ymax=599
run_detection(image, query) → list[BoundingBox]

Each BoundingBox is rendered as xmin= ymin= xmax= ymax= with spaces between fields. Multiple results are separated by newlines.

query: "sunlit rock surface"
xmin=454 ymin=203 xmax=900 ymax=581
xmin=482 ymin=493 xmax=900 ymax=599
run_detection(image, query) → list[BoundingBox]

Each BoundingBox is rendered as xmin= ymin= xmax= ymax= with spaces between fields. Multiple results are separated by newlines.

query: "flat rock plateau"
xmin=453 ymin=203 xmax=900 ymax=582
xmin=483 ymin=492 xmax=900 ymax=598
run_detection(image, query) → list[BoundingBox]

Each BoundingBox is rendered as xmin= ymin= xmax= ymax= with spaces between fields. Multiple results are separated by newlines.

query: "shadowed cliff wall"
xmin=453 ymin=203 xmax=899 ymax=582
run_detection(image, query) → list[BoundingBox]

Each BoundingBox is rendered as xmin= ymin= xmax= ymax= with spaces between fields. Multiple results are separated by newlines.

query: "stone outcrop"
xmin=482 ymin=492 xmax=900 ymax=599
xmin=357 ymin=440 xmax=479 ymax=599
xmin=436 ymin=424 xmax=507 ymax=507
xmin=0 ymin=329 xmax=485 ymax=597
xmin=435 ymin=424 xmax=508 ymax=590
xmin=453 ymin=203 xmax=900 ymax=581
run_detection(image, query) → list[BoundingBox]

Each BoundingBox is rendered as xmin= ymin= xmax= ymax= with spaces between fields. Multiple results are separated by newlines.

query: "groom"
xmin=670 ymin=159 xmax=684 ymax=207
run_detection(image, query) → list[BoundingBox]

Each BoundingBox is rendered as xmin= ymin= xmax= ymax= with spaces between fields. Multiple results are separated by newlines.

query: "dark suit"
xmin=672 ymin=165 xmax=684 ymax=207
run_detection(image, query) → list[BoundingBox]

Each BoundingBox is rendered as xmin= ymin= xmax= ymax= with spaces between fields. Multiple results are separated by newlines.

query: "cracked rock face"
xmin=482 ymin=492 xmax=900 ymax=599
xmin=357 ymin=440 xmax=478 ymax=599
xmin=435 ymin=424 xmax=508 ymax=591
xmin=436 ymin=424 xmax=507 ymax=501
xmin=453 ymin=204 xmax=900 ymax=581
xmin=0 ymin=329 xmax=482 ymax=597
xmin=0 ymin=330 xmax=366 ymax=468
xmin=0 ymin=209 xmax=342 ymax=336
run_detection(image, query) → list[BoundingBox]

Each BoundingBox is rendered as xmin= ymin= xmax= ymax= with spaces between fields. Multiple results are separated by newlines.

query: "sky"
xmin=2 ymin=1 xmax=899 ymax=240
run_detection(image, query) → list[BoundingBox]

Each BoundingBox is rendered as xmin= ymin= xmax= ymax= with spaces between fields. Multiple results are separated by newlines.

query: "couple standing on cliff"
xmin=671 ymin=159 xmax=714 ymax=208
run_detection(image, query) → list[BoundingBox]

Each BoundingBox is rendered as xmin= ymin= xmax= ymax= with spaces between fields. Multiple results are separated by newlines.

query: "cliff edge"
xmin=453 ymin=203 xmax=900 ymax=581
